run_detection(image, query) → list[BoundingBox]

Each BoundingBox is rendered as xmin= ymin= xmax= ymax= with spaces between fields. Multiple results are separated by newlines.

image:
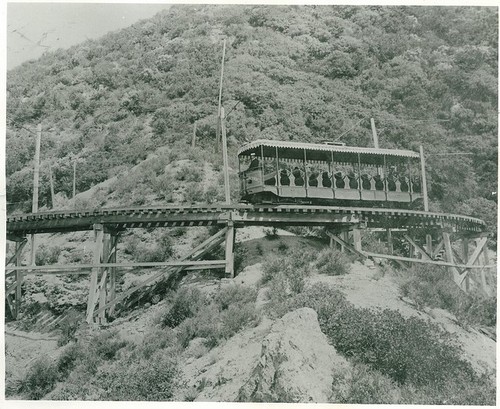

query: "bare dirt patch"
xmin=5 ymin=327 xmax=60 ymax=398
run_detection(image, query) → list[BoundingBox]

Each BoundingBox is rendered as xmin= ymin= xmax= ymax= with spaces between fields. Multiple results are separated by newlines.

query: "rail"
xmin=7 ymin=204 xmax=486 ymax=236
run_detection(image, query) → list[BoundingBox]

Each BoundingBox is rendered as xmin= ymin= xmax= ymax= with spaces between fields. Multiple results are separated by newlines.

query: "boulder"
xmin=238 ymin=307 xmax=348 ymax=403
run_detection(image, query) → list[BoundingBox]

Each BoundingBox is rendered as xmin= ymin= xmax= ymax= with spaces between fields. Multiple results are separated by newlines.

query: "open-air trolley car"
xmin=238 ymin=139 xmax=424 ymax=208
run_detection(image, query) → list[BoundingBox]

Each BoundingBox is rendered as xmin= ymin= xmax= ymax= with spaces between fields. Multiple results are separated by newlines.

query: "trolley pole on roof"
xmin=370 ymin=118 xmax=379 ymax=149
xmin=419 ymin=145 xmax=429 ymax=212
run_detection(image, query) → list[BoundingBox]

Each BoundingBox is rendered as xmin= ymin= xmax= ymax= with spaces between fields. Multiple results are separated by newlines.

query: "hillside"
xmin=4 ymin=4 xmax=498 ymax=405
xmin=6 ymin=5 xmax=498 ymax=231
xmin=5 ymin=230 xmax=496 ymax=403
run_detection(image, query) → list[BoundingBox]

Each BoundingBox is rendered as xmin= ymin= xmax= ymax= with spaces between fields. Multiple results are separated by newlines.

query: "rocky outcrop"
xmin=238 ymin=307 xmax=348 ymax=403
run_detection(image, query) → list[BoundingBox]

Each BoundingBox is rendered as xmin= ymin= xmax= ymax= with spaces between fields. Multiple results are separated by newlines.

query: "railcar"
xmin=238 ymin=139 xmax=423 ymax=208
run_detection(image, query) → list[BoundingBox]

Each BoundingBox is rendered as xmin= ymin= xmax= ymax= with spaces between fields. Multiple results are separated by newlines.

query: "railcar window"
xmin=332 ymin=163 xmax=356 ymax=189
xmin=307 ymin=161 xmax=330 ymax=188
xmin=359 ymin=164 xmax=379 ymax=190
xmin=239 ymin=155 xmax=252 ymax=172
xmin=248 ymin=155 xmax=261 ymax=171
xmin=386 ymin=160 xmax=411 ymax=193
xmin=262 ymin=157 xmax=274 ymax=182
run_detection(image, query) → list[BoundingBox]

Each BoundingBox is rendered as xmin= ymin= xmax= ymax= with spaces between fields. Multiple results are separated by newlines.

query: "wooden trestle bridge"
xmin=5 ymin=204 xmax=493 ymax=324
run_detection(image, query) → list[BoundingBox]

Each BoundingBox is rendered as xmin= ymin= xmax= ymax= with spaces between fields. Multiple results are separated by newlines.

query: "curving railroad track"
xmin=5 ymin=204 xmax=490 ymax=323
xmin=6 ymin=204 xmax=486 ymax=237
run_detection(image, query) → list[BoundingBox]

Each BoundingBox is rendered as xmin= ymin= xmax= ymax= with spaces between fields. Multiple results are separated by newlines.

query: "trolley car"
xmin=238 ymin=139 xmax=423 ymax=208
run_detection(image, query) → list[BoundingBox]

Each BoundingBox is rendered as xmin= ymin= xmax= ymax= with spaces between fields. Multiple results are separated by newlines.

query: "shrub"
xmin=125 ymin=231 xmax=175 ymax=262
xmin=203 ymin=183 xmax=224 ymax=203
xmin=261 ymin=250 xmax=313 ymax=287
xmin=277 ymin=241 xmax=289 ymax=253
xmin=323 ymin=306 xmax=475 ymax=387
xmin=35 ymin=244 xmax=62 ymax=265
xmin=262 ymin=251 xmax=314 ymax=317
xmin=233 ymin=244 xmax=248 ymax=274
xmin=184 ymin=182 xmax=204 ymax=203
xmin=176 ymin=163 xmax=203 ymax=182
xmin=361 ymin=233 xmax=388 ymax=254
xmin=215 ymin=285 xmax=259 ymax=339
xmin=176 ymin=285 xmax=259 ymax=348
xmin=138 ymin=327 xmax=179 ymax=359
xmin=220 ymin=303 xmax=259 ymax=338
xmin=57 ymin=342 xmax=84 ymax=377
xmin=398 ymin=264 xmax=497 ymax=326
xmin=90 ymin=330 xmax=129 ymax=361
xmin=170 ymin=227 xmax=186 ymax=237
xmin=97 ymin=350 xmax=180 ymax=401
xmin=161 ymin=286 xmax=207 ymax=328
xmin=176 ymin=303 xmax=221 ymax=348
xmin=67 ymin=248 xmax=92 ymax=264
xmin=214 ymin=284 xmax=257 ymax=311
xmin=263 ymin=227 xmax=279 ymax=239
xmin=261 ymin=254 xmax=284 ymax=284
xmin=20 ymin=356 xmax=59 ymax=399
xmin=331 ymin=363 xmax=399 ymax=404
xmin=289 ymin=283 xmax=348 ymax=325
xmin=399 ymin=371 xmax=496 ymax=405
xmin=315 ymin=248 xmax=350 ymax=276
xmin=57 ymin=309 xmax=83 ymax=346
xmin=458 ymin=294 xmax=496 ymax=327
xmin=264 ymin=281 xmax=491 ymax=403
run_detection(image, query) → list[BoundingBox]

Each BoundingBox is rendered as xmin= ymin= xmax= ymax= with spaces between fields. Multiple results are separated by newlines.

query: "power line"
xmin=334 ymin=118 xmax=367 ymax=141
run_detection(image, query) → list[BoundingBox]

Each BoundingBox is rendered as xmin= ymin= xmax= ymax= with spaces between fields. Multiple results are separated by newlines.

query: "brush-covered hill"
xmin=6 ymin=232 xmax=496 ymax=403
xmin=5 ymin=6 xmax=498 ymax=404
xmin=6 ymin=5 xmax=498 ymax=232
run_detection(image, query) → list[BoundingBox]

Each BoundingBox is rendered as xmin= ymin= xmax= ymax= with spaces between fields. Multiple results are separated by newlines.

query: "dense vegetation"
xmin=6 ymin=5 xmax=497 ymax=231
xmin=18 ymin=252 xmax=495 ymax=403
xmin=258 ymin=250 xmax=495 ymax=404
xmin=18 ymin=283 xmax=260 ymax=401
xmin=7 ymin=6 xmax=497 ymax=403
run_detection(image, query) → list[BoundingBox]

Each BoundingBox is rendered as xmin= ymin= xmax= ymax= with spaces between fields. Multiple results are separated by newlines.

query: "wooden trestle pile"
xmin=5 ymin=205 xmax=493 ymax=324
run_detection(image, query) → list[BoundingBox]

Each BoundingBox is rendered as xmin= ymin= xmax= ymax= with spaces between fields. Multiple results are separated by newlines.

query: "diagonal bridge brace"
xmin=455 ymin=236 xmax=488 ymax=286
xmin=5 ymin=238 xmax=28 ymax=319
xmin=87 ymin=227 xmax=229 ymax=323
xmin=326 ymin=231 xmax=368 ymax=259
xmin=402 ymin=234 xmax=432 ymax=260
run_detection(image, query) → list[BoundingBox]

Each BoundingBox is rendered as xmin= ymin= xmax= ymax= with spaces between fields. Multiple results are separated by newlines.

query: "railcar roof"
xmin=238 ymin=139 xmax=420 ymax=162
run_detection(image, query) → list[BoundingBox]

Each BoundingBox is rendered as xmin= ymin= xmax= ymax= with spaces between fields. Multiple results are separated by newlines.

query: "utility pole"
xmin=419 ymin=145 xmax=429 ymax=212
xmin=30 ymin=123 xmax=42 ymax=265
xmin=73 ymin=160 xmax=77 ymax=199
xmin=215 ymin=39 xmax=226 ymax=153
xmin=49 ymin=165 xmax=55 ymax=208
xmin=221 ymin=106 xmax=231 ymax=204
xmin=192 ymin=122 xmax=197 ymax=148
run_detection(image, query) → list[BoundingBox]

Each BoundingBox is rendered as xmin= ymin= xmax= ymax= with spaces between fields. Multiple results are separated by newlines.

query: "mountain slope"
xmin=6 ymin=5 xmax=498 ymax=229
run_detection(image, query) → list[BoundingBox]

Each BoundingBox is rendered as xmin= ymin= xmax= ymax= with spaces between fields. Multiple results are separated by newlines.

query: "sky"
xmin=7 ymin=2 xmax=172 ymax=70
